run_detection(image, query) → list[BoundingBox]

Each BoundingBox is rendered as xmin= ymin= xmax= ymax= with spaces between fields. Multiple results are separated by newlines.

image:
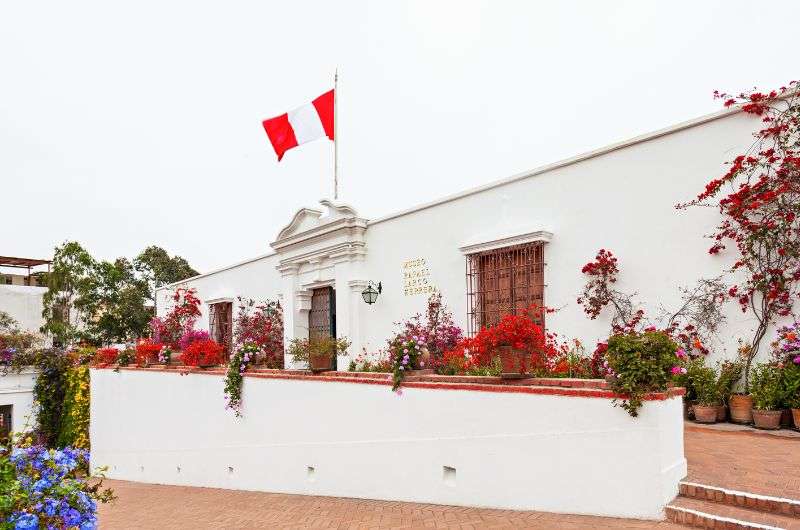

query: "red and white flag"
xmin=262 ymin=89 xmax=334 ymax=161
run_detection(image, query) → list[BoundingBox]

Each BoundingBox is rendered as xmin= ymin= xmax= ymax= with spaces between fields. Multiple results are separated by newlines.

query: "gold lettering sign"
xmin=402 ymin=258 xmax=437 ymax=296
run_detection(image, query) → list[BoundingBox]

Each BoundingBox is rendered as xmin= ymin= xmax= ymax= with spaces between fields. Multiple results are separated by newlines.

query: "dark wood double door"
xmin=308 ymin=287 xmax=337 ymax=369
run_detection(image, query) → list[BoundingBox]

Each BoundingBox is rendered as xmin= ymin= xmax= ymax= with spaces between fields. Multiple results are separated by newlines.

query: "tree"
xmin=134 ymin=246 xmax=199 ymax=305
xmin=41 ymin=242 xmax=96 ymax=345
xmin=83 ymin=258 xmax=152 ymax=344
xmin=680 ymin=81 xmax=800 ymax=388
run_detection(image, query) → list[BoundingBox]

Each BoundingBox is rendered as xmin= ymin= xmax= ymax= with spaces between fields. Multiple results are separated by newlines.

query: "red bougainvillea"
xmin=135 ymin=339 xmax=163 ymax=365
xmin=150 ymin=288 xmax=202 ymax=349
xmin=181 ymin=339 xmax=225 ymax=367
xmin=680 ymin=81 xmax=800 ymax=387
xmin=94 ymin=347 xmax=119 ymax=367
xmin=443 ymin=305 xmax=561 ymax=374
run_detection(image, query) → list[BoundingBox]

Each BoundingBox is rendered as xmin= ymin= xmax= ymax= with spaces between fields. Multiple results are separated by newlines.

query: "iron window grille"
xmin=466 ymin=241 xmax=545 ymax=336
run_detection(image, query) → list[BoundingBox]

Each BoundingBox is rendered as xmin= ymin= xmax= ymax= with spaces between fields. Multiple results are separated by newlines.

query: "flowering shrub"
xmin=1 ymin=444 xmax=115 ymax=529
xmin=56 ymin=367 xmax=90 ymax=449
xmin=233 ymin=298 xmax=284 ymax=367
xmin=750 ymin=362 xmax=783 ymax=411
xmin=605 ymin=331 xmax=679 ymax=417
xmin=772 ymin=322 xmax=800 ymax=365
xmin=468 ymin=308 xmax=559 ymax=373
xmin=288 ymin=337 xmax=350 ymax=367
xmin=180 ymin=339 xmax=224 ymax=367
xmin=134 ymin=339 xmax=163 ymax=366
xmin=548 ymin=339 xmax=592 ymax=378
xmin=115 ymin=349 xmax=134 ymax=368
xmin=177 ymin=329 xmax=210 ymax=352
xmin=223 ymin=343 xmax=259 ymax=416
xmin=149 ymin=288 xmax=201 ymax=348
xmin=347 ymin=349 xmax=392 ymax=373
xmin=391 ymin=293 xmax=463 ymax=372
xmin=679 ymin=82 xmax=800 ymax=387
xmin=157 ymin=345 xmax=174 ymax=365
xmin=390 ymin=336 xmax=425 ymax=391
xmin=93 ymin=347 xmax=118 ymax=367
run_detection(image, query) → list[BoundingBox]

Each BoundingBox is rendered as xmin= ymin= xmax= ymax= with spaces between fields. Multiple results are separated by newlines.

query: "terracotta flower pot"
xmin=498 ymin=345 xmax=529 ymax=379
xmin=715 ymin=404 xmax=728 ymax=422
xmin=729 ymin=394 xmax=753 ymax=424
xmin=793 ymin=409 xmax=800 ymax=430
xmin=752 ymin=409 xmax=782 ymax=430
xmin=693 ymin=405 xmax=718 ymax=424
xmin=780 ymin=409 xmax=793 ymax=428
xmin=309 ymin=353 xmax=334 ymax=372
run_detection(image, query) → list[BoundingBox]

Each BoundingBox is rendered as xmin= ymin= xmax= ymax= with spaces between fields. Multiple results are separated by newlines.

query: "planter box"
xmin=309 ymin=354 xmax=334 ymax=372
xmin=498 ymin=346 xmax=529 ymax=378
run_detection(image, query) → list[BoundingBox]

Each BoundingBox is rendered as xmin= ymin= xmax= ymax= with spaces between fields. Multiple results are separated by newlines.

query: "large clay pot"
xmin=693 ymin=405 xmax=718 ymax=424
xmin=793 ymin=409 xmax=800 ymax=430
xmin=729 ymin=394 xmax=753 ymax=424
xmin=752 ymin=409 xmax=782 ymax=430
xmin=715 ymin=404 xmax=728 ymax=422
xmin=309 ymin=353 xmax=334 ymax=372
xmin=498 ymin=345 xmax=529 ymax=379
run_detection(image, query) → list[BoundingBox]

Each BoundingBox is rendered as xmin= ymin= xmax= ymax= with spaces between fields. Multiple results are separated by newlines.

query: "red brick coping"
xmin=96 ymin=366 xmax=684 ymax=401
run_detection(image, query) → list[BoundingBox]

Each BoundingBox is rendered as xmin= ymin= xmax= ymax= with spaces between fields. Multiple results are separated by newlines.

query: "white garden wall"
xmin=90 ymin=368 xmax=686 ymax=519
xmin=0 ymin=370 xmax=37 ymax=434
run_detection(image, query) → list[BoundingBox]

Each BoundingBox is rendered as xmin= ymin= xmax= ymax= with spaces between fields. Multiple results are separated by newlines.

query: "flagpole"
xmin=334 ymin=68 xmax=339 ymax=200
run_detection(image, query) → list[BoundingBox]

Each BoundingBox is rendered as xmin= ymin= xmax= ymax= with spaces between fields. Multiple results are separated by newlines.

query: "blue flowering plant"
xmin=1 ymin=442 xmax=115 ymax=530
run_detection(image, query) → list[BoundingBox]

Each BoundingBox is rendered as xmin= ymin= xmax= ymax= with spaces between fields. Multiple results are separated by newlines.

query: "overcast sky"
xmin=3 ymin=1 xmax=798 ymax=273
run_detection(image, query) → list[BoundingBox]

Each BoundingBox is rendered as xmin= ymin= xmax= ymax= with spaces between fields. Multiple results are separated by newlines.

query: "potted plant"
xmin=780 ymin=356 xmax=800 ymax=429
xmin=135 ymin=339 xmax=163 ymax=367
xmin=484 ymin=310 xmax=550 ymax=379
xmin=692 ymin=365 xmax=720 ymax=424
xmin=289 ymin=336 xmax=350 ymax=372
xmin=749 ymin=362 xmax=783 ymax=430
xmin=715 ymin=360 xmax=743 ymax=422
xmin=729 ymin=342 xmax=754 ymax=424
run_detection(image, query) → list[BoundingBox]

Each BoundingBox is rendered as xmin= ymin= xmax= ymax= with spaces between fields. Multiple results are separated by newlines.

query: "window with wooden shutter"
xmin=466 ymin=242 xmax=545 ymax=335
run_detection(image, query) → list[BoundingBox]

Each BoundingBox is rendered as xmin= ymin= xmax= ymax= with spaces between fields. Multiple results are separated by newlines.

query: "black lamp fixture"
xmin=361 ymin=281 xmax=382 ymax=305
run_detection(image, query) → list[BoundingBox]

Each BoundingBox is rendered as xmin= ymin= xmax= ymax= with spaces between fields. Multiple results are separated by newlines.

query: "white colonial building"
xmin=157 ymin=104 xmax=766 ymax=369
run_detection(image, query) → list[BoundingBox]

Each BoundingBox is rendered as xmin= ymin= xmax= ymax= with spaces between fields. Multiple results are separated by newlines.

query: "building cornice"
xmin=459 ymin=229 xmax=553 ymax=255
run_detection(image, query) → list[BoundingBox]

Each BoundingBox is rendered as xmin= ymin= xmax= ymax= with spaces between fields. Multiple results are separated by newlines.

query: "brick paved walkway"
xmin=97 ymin=427 xmax=799 ymax=529
xmin=685 ymin=424 xmax=800 ymax=499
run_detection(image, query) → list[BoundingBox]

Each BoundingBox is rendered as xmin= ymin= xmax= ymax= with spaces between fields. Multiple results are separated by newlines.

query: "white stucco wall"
xmin=156 ymin=253 xmax=281 ymax=332
xmin=0 ymin=285 xmax=46 ymax=333
xmin=0 ymin=370 xmax=37 ymax=434
xmin=358 ymin=109 xmax=759 ymax=364
xmin=158 ymin=108 xmax=773 ymax=367
xmin=90 ymin=368 xmax=685 ymax=519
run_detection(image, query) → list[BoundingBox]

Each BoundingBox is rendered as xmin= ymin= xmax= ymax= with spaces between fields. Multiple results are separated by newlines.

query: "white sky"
xmin=2 ymin=1 xmax=798 ymax=272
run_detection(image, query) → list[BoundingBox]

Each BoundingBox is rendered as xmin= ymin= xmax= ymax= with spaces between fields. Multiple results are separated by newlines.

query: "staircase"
xmin=666 ymin=482 xmax=800 ymax=529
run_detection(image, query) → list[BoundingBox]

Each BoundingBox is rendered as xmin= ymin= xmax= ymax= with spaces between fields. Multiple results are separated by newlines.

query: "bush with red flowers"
xmin=94 ymin=347 xmax=119 ymax=367
xmin=181 ymin=339 xmax=225 ymax=367
xmin=679 ymin=81 xmax=800 ymax=389
xmin=149 ymin=288 xmax=202 ymax=349
xmin=135 ymin=339 xmax=163 ymax=365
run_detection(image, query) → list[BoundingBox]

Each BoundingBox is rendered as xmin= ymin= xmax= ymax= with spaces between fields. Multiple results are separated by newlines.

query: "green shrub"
xmin=606 ymin=331 xmax=678 ymax=417
xmin=716 ymin=360 xmax=743 ymax=405
xmin=750 ymin=363 xmax=783 ymax=411
xmin=780 ymin=362 xmax=800 ymax=409
xmin=692 ymin=365 xmax=720 ymax=406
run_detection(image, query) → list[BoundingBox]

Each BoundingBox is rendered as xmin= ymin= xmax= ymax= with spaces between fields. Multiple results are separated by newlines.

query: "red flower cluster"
xmin=577 ymin=249 xmax=621 ymax=320
xmin=151 ymin=288 xmax=202 ymax=348
xmin=135 ymin=339 xmax=163 ymax=365
xmin=181 ymin=339 xmax=225 ymax=367
xmin=94 ymin=347 xmax=119 ymax=367
xmin=444 ymin=306 xmax=560 ymax=373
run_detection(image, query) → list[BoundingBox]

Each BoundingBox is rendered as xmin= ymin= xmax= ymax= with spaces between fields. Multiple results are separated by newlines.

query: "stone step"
xmin=679 ymin=481 xmax=800 ymax=518
xmin=666 ymin=496 xmax=800 ymax=529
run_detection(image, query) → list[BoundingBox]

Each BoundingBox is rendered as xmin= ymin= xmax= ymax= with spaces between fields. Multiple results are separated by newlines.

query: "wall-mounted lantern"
xmin=361 ymin=281 xmax=382 ymax=305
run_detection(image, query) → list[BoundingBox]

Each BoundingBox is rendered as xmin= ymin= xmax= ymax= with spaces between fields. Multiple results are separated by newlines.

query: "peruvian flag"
xmin=262 ymin=89 xmax=334 ymax=161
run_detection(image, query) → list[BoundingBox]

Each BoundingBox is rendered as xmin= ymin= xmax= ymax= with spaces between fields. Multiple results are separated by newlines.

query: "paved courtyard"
xmin=97 ymin=426 xmax=799 ymax=529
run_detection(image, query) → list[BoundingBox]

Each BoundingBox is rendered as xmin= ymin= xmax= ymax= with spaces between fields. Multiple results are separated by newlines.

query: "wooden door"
xmin=309 ymin=287 xmax=337 ymax=369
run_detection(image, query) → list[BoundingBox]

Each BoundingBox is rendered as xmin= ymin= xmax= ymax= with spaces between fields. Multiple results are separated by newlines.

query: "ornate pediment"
xmin=271 ymin=199 xmax=367 ymax=258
